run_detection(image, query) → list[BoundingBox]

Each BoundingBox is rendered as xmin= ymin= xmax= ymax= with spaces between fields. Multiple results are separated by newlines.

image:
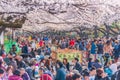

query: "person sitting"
xmin=0 ymin=45 xmax=6 ymax=58
xmin=22 ymin=44 xmax=28 ymax=54
xmin=88 ymin=58 xmax=94 ymax=70
xmin=25 ymin=63 xmax=35 ymax=80
xmin=8 ymin=70 xmax=23 ymax=80
xmin=0 ymin=68 xmax=5 ymax=80
xmin=63 ymin=58 xmax=70 ymax=71
xmin=4 ymin=54 xmax=17 ymax=71
xmin=72 ymin=73 xmax=82 ymax=80
xmin=92 ymin=59 xmax=102 ymax=69
xmin=82 ymin=71 xmax=89 ymax=80
xmin=95 ymin=68 xmax=109 ymax=80
xmin=56 ymin=61 xmax=66 ymax=80
xmin=15 ymin=56 xmax=26 ymax=69
xmin=73 ymin=58 xmax=82 ymax=73
xmin=20 ymin=68 xmax=30 ymax=80
xmin=89 ymin=67 xmax=96 ymax=80
xmin=6 ymin=66 xmax=13 ymax=79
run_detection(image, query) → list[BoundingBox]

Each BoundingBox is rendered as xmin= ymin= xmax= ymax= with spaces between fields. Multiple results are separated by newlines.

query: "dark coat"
xmin=64 ymin=63 xmax=70 ymax=71
xmin=92 ymin=62 xmax=102 ymax=69
xmin=97 ymin=43 xmax=104 ymax=54
xmin=73 ymin=62 xmax=82 ymax=73
xmin=17 ymin=61 xmax=26 ymax=69
xmin=22 ymin=45 xmax=28 ymax=54
xmin=4 ymin=58 xmax=17 ymax=70
xmin=26 ymin=67 xmax=35 ymax=80
xmin=21 ymin=73 xmax=30 ymax=80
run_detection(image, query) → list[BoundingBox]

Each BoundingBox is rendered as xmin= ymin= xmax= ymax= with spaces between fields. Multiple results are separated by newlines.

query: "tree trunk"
xmin=108 ymin=26 xmax=118 ymax=35
xmin=93 ymin=25 xmax=98 ymax=38
xmin=104 ymin=24 xmax=110 ymax=38
xmin=0 ymin=27 xmax=5 ymax=34
xmin=116 ymin=25 xmax=120 ymax=34
xmin=97 ymin=28 xmax=106 ymax=36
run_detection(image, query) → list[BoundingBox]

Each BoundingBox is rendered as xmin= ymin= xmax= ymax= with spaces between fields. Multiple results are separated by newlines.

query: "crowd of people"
xmin=0 ymin=34 xmax=120 ymax=80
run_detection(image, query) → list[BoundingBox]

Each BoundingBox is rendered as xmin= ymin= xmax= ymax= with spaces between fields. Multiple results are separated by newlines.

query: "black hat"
xmin=74 ymin=58 xmax=79 ymax=62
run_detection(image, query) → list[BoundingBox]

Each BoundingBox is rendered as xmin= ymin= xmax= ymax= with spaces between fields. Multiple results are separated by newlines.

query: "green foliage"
xmin=111 ymin=21 xmax=120 ymax=28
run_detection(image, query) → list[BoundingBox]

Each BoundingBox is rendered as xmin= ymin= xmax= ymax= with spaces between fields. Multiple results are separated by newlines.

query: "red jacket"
xmin=40 ymin=74 xmax=52 ymax=80
xmin=69 ymin=40 xmax=75 ymax=46
xmin=39 ymin=40 xmax=44 ymax=47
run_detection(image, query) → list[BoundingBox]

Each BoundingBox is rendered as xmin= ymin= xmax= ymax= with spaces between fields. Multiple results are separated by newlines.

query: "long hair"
xmin=63 ymin=58 xmax=68 ymax=65
xmin=45 ymin=59 xmax=50 ymax=66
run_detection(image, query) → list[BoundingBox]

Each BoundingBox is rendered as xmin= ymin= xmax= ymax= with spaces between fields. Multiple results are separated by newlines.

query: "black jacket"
xmin=17 ymin=61 xmax=26 ymax=69
xmin=64 ymin=63 xmax=70 ymax=71
xmin=97 ymin=43 xmax=104 ymax=54
xmin=73 ymin=62 xmax=82 ymax=73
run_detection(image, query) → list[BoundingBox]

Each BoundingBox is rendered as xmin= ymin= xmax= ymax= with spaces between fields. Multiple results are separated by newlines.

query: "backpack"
xmin=104 ymin=67 xmax=112 ymax=77
xmin=111 ymin=70 xmax=120 ymax=80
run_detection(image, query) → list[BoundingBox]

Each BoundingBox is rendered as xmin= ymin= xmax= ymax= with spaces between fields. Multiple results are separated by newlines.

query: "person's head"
xmin=8 ymin=54 xmax=13 ymax=59
xmin=56 ymin=61 xmax=63 ymax=68
xmin=89 ymin=67 xmax=96 ymax=76
xmin=20 ymin=68 xmax=26 ymax=75
xmin=72 ymin=73 xmax=82 ymax=80
xmin=63 ymin=58 xmax=68 ymax=64
xmin=0 ymin=69 xmax=4 ymax=78
xmin=106 ymin=40 xmax=111 ymax=46
xmin=13 ymin=70 xmax=20 ymax=76
xmin=29 ymin=63 xmax=35 ymax=70
xmin=83 ymin=72 xmax=89 ymax=80
xmin=115 ymin=40 xmax=119 ymax=44
xmin=96 ymin=69 xmax=104 ymax=77
xmin=7 ymin=66 xmax=13 ymax=73
xmin=1 ymin=45 xmax=4 ymax=50
xmin=48 ymin=56 xmax=52 ymax=61
xmin=66 ymin=74 xmax=73 ymax=80
xmin=73 ymin=58 xmax=79 ymax=63
xmin=41 ymin=59 xmax=46 ymax=63
xmin=99 ymin=40 xmax=102 ymax=44
xmin=45 ymin=59 xmax=50 ymax=66
xmin=94 ymin=39 xmax=97 ymax=44
xmin=17 ymin=56 xmax=23 ymax=61
xmin=12 ymin=44 xmax=16 ymax=51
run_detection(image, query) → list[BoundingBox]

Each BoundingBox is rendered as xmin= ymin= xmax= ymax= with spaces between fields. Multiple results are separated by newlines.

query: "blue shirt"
xmin=56 ymin=67 xmax=66 ymax=80
xmin=90 ymin=42 xmax=97 ymax=54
